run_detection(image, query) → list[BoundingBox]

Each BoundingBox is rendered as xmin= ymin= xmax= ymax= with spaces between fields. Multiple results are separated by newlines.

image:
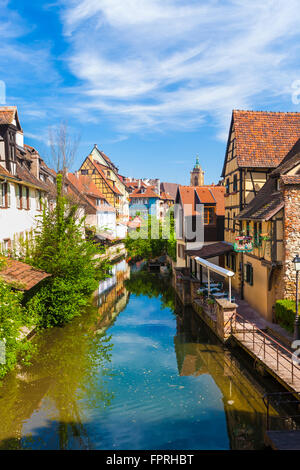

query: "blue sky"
xmin=1 ymin=0 xmax=300 ymax=184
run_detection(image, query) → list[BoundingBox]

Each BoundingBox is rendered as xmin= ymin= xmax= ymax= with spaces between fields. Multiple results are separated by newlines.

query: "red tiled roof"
xmin=177 ymin=186 xmax=198 ymax=216
xmin=160 ymin=182 xmax=180 ymax=199
xmin=92 ymin=159 xmax=122 ymax=195
xmin=206 ymin=186 xmax=225 ymax=216
xmin=66 ymin=173 xmax=116 ymax=212
xmin=223 ymin=110 xmax=300 ymax=175
xmin=0 ymin=258 xmax=50 ymax=291
xmin=129 ymin=186 xmax=160 ymax=199
xmin=280 ymin=175 xmax=300 ymax=185
xmin=67 ymin=173 xmax=106 ymax=200
xmin=0 ymin=106 xmax=18 ymax=125
xmin=195 ymin=187 xmax=215 ymax=204
xmin=0 ymin=164 xmax=13 ymax=178
xmin=160 ymin=191 xmax=174 ymax=201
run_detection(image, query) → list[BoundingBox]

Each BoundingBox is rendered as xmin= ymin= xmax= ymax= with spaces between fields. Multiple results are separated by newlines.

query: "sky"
xmin=1 ymin=0 xmax=300 ymax=185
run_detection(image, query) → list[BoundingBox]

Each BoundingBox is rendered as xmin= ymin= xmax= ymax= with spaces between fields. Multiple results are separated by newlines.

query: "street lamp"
xmin=293 ymin=254 xmax=300 ymax=341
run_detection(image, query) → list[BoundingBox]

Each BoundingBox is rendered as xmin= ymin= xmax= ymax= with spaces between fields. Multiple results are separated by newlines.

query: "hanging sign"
xmin=233 ymin=236 xmax=253 ymax=252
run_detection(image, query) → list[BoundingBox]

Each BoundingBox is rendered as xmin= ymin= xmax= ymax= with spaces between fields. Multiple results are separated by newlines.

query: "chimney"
xmin=94 ymin=144 xmax=98 ymax=149
xmin=30 ymin=152 xmax=40 ymax=179
xmin=138 ymin=179 xmax=141 ymax=189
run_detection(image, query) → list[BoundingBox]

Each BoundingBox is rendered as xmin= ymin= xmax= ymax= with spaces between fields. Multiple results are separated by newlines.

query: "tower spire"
xmin=190 ymin=155 xmax=204 ymax=186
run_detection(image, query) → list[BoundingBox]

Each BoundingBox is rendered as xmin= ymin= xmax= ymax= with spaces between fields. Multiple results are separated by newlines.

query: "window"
xmin=204 ymin=207 xmax=215 ymax=225
xmin=246 ymin=222 xmax=250 ymax=237
xmin=0 ymin=182 xmax=10 ymax=208
xmin=253 ymin=222 xmax=262 ymax=246
xmin=36 ymin=190 xmax=42 ymax=210
xmin=245 ymin=263 xmax=253 ymax=285
xmin=233 ymin=174 xmax=238 ymax=192
xmin=226 ymin=178 xmax=230 ymax=194
xmin=227 ymin=212 xmax=230 ymax=230
xmin=81 ymin=169 xmax=88 ymax=175
xmin=16 ymin=184 xmax=23 ymax=209
xmin=231 ymin=254 xmax=236 ymax=272
xmin=25 ymin=187 xmax=30 ymax=210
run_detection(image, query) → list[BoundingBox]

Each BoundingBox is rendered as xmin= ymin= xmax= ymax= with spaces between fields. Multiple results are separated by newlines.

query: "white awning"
xmin=194 ymin=256 xmax=235 ymax=302
xmin=194 ymin=257 xmax=235 ymax=277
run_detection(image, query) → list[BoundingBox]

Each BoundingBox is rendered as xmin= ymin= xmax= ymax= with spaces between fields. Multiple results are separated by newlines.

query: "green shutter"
xmin=250 ymin=265 xmax=254 ymax=285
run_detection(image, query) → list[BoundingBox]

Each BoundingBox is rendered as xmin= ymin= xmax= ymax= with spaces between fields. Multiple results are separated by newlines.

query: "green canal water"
xmin=0 ymin=260 xmax=283 ymax=450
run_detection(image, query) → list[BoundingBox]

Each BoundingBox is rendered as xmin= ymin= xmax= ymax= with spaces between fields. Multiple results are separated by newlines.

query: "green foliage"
xmin=0 ymin=279 xmax=35 ymax=379
xmin=125 ymin=210 xmax=176 ymax=262
xmin=24 ymin=174 xmax=108 ymax=327
xmin=275 ymin=299 xmax=297 ymax=332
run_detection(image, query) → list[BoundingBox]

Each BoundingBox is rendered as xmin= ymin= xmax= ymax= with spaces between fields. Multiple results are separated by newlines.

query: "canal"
xmin=0 ymin=260 xmax=284 ymax=450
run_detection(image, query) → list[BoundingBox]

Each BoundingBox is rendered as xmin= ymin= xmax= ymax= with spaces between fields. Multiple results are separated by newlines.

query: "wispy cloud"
xmin=57 ymin=0 xmax=300 ymax=138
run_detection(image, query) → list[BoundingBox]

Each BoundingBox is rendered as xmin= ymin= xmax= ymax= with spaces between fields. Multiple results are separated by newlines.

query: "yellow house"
xmin=237 ymin=140 xmax=300 ymax=320
xmin=222 ymin=110 xmax=300 ymax=320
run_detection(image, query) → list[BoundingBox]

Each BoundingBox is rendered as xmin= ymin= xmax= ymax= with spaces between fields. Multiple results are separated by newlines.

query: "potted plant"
xmin=206 ymin=297 xmax=215 ymax=313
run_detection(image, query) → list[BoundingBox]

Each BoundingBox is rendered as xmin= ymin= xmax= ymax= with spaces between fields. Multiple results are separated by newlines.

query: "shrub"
xmin=275 ymin=299 xmax=296 ymax=332
xmin=0 ymin=279 xmax=34 ymax=379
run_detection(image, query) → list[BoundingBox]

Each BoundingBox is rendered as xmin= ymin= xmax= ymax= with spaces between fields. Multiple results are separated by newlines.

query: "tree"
xmin=25 ymin=174 xmax=109 ymax=327
xmin=48 ymin=121 xmax=80 ymax=174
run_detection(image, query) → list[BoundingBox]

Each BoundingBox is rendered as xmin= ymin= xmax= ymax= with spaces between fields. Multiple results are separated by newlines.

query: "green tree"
xmin=25 ymin=174 xmax=109 ymax=327
xmin=125 ymin=209 xmax=176 ymax=262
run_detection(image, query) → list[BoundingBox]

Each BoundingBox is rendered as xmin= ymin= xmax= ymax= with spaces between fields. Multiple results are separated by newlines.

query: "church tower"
xmin=190 ymin=156 xmax=204 ymax=186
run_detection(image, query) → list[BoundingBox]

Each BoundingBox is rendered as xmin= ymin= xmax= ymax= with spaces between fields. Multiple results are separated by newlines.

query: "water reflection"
xmin=0 ymin=259 xmax=130 ymax=450
xmin=175 ymin=307 xmax=272 ymax=450
xmin=0 ymin=261 xmax=284 ymax=450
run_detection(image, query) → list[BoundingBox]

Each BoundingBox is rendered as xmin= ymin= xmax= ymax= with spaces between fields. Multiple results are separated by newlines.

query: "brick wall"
xmin=281 ymin=180 xmax=300 ymax=299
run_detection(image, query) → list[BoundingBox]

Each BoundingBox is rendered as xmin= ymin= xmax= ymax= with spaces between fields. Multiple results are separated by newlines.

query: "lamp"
xmin=293 ymin=254 xmax=300 ymax=341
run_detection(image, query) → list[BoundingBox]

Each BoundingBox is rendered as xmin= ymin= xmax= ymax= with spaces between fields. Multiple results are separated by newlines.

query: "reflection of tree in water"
xmin=0 ymin=303 xmax=114 ymax=449
xmin=125 ymin=272 xmax=175 ymax=311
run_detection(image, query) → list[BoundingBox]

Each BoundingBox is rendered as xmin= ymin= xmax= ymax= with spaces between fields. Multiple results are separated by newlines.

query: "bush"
xmin=0 ymin=279 xmax=34 ymax=379
xmin=275 ymin=299 xmax=296 ymax=332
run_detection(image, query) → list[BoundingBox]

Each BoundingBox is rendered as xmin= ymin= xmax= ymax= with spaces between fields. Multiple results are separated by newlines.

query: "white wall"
xmin=116 ymin=223 xmax=127 ymax=239
xmin=0 ymin=182 xmax=42 ymax=248
xmin=97 ymin=210 xmax=116 ymax=235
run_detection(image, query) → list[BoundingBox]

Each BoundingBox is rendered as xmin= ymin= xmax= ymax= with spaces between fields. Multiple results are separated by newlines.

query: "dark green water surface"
xmin=0 ymin=260 xmax=281 ymax=449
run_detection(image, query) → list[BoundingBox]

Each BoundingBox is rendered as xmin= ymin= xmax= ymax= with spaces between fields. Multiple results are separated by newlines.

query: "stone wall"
xmin=281 ymin=179 xmax=300 ymax=299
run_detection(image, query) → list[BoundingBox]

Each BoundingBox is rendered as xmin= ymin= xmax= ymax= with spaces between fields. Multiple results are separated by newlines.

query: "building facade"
xmin=222 ymin=110 xmax=300 ymax=320
xmin=79 ymin=145 xmax=129 ymax=222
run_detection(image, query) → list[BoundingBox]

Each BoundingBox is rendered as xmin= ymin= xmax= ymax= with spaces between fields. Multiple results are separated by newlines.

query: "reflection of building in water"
xmin=92 ymin=259 xmax=130 ymax=334
xmin=174 ymin=308 xmax=275 ymax=450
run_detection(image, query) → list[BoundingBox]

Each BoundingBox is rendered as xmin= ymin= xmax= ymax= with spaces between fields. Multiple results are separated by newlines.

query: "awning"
xmin=194 ymin=256 xmax=235 ymax=302
xmin=185 ymin=241 xmax=233 ymax=259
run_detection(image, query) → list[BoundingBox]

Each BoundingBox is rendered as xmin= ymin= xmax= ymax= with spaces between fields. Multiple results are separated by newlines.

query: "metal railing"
xmin=230 ymin=312 xmax=300 ymax=385
xmin=263 ymin=391 xmax=300 ymax=431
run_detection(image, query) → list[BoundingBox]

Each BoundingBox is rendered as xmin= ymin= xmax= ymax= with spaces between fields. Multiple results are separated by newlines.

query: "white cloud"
xmin=58 ymin=0 xmax=300 ymax=137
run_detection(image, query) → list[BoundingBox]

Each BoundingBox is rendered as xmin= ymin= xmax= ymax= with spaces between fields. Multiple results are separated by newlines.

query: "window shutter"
xmin=250 ymin=265 xmax=254 ymax=285
xmin=0 ymin=184 xmax=4 ymax=207
xmin=6 ymin=183 xmax=10 ymax=207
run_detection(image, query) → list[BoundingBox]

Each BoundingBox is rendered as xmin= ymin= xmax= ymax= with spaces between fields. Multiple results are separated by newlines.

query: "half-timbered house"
xmin=222 ymin=110 xmax=300 ymax=297
xmin=79 ymin=145 xmax=129 ymax=222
